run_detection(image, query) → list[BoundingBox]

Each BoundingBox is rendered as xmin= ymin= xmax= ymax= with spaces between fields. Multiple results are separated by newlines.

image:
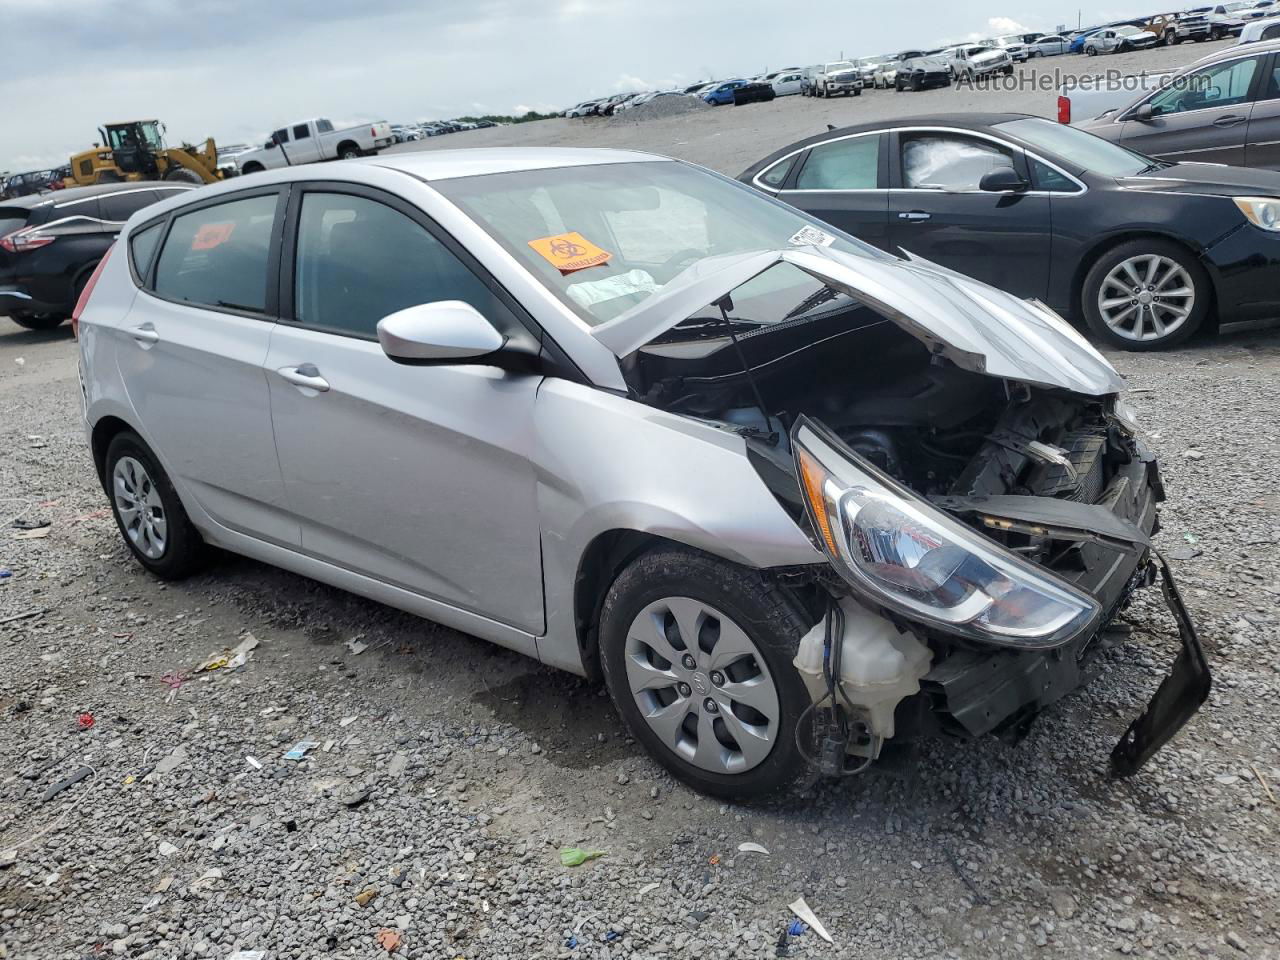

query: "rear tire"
xmin=599 ymin=547 xmax=815 ymax=801
xmin=1081 ymin=238 xmax=1209 ymax=351
xmin=9 ymin=313 xmax=65 ymax=331
xmin=337 ymin=142 xmax=362 ymax=160
xmin=240 ymin=162 xmax=264 ymax=175
xmin=104 ymin=431 xmax=208 ymax=579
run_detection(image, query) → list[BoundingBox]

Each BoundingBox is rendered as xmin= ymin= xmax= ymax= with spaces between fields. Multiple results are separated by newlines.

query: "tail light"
xmin=71 ymin=243 xmax=113 ymax=340
xmin=0 ymin=230 xmax=55 ymax=253
xmin=371 ymin=126 xmax=377 ymax=138
xmin=1057 ymin=95 xmax=1071 ymax=124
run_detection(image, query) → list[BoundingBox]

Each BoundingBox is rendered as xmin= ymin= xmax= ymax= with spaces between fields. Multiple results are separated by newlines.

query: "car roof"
xmin=2 ymin=181 xmax=189 ymax=211
xmin=369 ymin=147 xmax=668 ymax=181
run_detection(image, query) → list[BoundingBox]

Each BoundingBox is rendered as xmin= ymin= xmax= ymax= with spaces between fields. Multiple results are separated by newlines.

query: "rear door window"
xmin=794 ymin=134 xmax=883 ymax=190
xmin=153 ymin=194 xmax=280 ymax=314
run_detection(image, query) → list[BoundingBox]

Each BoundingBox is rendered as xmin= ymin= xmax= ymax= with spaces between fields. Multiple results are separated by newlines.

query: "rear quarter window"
xmin=0 ymin=209 xmax=28 ymax=238
xmin=129 ymin=222 xmax=163 ymax=282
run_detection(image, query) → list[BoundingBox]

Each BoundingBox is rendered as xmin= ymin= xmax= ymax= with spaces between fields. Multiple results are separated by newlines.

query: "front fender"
xmin=533 ymin=378 xmax=822 ymax=673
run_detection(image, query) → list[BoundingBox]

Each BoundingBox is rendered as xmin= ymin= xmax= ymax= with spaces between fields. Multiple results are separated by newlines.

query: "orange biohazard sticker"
xmin=192 ymin=222 xmax=235 ymax=251
xmin=528 ymin=231 xmax=612 ymax=274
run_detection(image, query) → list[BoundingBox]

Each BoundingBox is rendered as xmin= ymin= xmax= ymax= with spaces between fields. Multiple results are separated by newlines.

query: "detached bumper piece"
xmin=1109 ymin=552 xmax=1211 ymax=778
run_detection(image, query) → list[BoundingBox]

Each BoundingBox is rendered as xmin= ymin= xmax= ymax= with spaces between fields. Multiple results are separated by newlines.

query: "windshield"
xmin=996 ymin=117 xmax=1155 ymax=176
xmin=1116 ymin=25 xmax=1142 ymax=35
xmin=827 ymin=61 xmax=854 ymax=71
xmin=1224 ymin=1 xmax=1250 ymax=10
xmin=435 ymin=160 xmax=886 ymax=325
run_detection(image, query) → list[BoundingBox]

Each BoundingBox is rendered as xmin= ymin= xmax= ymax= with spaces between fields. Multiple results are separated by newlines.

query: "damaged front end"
xmin=615 ymin=246 xmax=1210 ymax=777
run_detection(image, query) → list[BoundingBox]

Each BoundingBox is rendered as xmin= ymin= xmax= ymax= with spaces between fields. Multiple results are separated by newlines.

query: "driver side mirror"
xmin=377 ymin=301 xmax=508 ymax=366
xmin=978 ymin=166 xmax=1028 ymax=192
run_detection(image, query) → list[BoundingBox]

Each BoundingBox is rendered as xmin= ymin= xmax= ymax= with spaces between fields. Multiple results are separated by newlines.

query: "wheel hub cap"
xmin=112 ymin=456 xmax=167 ymax=560
xmin=623 ymin=597 xmax=780 ymax=775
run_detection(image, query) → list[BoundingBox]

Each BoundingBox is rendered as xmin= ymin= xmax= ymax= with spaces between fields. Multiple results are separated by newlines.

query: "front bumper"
xmin=898 ymin=445 xmax=1209 ymax=773
xmin=1204 ymin=222 xmax=1280 ymax=326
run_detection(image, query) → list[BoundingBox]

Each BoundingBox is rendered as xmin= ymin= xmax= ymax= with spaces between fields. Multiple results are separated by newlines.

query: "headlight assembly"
xmin=793 ymin=417 xmax=1099 ymax=649
xmin=1233 ymin=197 xmax=1280 ymax=232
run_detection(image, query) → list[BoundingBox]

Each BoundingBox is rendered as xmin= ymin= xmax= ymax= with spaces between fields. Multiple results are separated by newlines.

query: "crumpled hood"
xmin=590 ymin=245 xmax=1125 ymax=397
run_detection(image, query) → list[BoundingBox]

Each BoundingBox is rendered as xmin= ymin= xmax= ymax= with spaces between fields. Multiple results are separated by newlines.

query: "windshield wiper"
xmin=782 ymin=286 xmax=841 ymax=321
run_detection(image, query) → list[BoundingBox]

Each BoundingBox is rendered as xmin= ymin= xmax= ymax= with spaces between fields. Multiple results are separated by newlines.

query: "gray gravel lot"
xmin=4 ymin=38 xmax=1280 ymax=960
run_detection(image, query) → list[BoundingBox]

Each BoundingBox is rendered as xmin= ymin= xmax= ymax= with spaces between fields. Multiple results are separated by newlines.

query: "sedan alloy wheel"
xmin=1097 ymin=254 xmax=1195 ymax=343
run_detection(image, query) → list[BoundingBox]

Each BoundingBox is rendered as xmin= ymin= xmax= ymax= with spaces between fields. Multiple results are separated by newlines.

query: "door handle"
xmin=277 ymin=364 xmax=330 ymax=393
xmin=897 ymin=211 xmax=932 ymax=221
xmin=1213 ymin=114 xmax=1247 ymax=127
xmin=127 ymin=324 xmax=159 ymax=345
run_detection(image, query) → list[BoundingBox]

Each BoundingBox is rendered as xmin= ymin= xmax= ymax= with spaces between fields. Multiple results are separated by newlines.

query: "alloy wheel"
xmin=113 ymin=455 xmax=167 ymax=559
xmin=623 ymin=597 xmax=780 ymax=775
xmin=1097 ymin=254 xmax=1195 ymax=343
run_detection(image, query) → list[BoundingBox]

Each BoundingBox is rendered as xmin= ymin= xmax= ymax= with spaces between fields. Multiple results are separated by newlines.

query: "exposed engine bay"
xmin=624 ymin=286 xmax=1209 ymax=777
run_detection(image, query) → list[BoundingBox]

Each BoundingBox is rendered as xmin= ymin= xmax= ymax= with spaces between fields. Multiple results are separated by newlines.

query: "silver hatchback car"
xmin=76 ymin=148 xmax=1209 ymax=798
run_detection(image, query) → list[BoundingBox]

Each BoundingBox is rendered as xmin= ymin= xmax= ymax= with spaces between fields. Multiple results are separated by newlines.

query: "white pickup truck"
xmin=236 ymin=118 xmax=395 ymax=174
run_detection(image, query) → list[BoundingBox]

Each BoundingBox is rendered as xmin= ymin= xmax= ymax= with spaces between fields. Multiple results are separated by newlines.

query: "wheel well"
xmin=90 ymin=416 xmax=133 ymax=488
xmin=241 ymin=162 xmax=263 ymax=174
xmin=1068 ymin=231 xmax=1216 ymax=326
xmin=573 ymin=530 xmax=669 ymax=682
xmin=337 ymin=140 xmax=359 ymax=156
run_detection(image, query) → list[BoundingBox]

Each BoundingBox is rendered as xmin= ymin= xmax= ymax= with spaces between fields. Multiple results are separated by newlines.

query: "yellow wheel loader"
xmin=65 ymin=120 xmax=223 ymax=187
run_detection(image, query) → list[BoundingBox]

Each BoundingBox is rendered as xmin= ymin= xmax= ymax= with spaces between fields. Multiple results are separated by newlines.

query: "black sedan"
xmin=1 ymin=182 xmax=193 ymax=330
xmin=733 ymin=80 xmax=776 ymax=105
xmin=740 ymin=113 xmax=1280 ymax=349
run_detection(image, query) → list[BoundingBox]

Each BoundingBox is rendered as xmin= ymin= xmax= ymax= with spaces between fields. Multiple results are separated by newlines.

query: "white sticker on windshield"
xmin=787 ymin=225 xmax=836 ymax=248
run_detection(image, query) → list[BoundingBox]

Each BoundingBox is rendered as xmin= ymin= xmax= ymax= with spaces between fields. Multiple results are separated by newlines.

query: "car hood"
xmin=590 ymin=246 xmax=1124 ymax=396
xmin=1118 ymin=161 xmax=1280 ymax=197
xmin=972 ymin=50 xmax=1006 ymax=61
xmin=906 ymin=57 xmax=949 ymax=69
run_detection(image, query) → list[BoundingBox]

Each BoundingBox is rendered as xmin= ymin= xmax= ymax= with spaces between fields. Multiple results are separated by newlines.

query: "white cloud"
xmin=612 ymin=73 xmax=650 ymax=92
xmin=989 ymin=15 xmax=1031 ymax=34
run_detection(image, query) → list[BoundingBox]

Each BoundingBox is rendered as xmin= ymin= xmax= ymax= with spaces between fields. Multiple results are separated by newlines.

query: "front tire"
xmin=163 ymin=166 xmax=204 ymax=184
xmin=105 ymin=431 xmax=208 ymax=579
xmin=1081 ymin=238 xmax=1209 ymax=350
xmin=599 ymin=547 xmax=815 ymax=800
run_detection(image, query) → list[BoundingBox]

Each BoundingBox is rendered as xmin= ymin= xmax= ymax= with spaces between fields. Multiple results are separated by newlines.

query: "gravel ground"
xmin=4 ymin=38 xmax=1280 ymax=960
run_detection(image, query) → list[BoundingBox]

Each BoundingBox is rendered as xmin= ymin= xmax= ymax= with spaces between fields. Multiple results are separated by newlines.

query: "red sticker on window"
xmin=192 ymin=222 xmax=235 ymax=251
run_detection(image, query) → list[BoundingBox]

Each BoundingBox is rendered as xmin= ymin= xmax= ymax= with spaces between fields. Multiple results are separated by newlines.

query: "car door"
xmin=886 ymin=129 xmax=1052 ymax=299
xmin=114 ymin=188 xmax=299 ymax=546
xmin=287 ymin=123 xmax=323 ymax=164
xmin=265 ymin=184 xmax=546 ymax=633
xmin=1117 ymin=53 xmax=1265 ymax=164
xmin=1245 ymin=53 xmax=1280 ymax=167
xmin=767 ymin=131 xmax=891 ymax=249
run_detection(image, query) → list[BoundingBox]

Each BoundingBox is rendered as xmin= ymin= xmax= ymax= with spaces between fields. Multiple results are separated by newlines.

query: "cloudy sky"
xmin=3 ymin=0 xmax=1168 ymax=171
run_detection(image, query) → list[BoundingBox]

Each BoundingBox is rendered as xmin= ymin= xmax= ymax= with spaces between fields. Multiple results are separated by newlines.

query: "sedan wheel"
xmin=1083 ymin=240 xmax=1209 ymax=350
xmin=623 ymin=597 xmax=780 ymax=775
xmin=104 ymin=431 xmax=208 ymax=578
xmin=113 ymin=455 xmax=168 ymax=559
xmin=599 ymin=547 xmax=814 ymax=799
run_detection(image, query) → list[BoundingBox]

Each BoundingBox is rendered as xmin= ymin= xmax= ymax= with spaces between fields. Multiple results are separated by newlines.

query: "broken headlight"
xmin=793 ymin=417 xmax=1099 ymax=649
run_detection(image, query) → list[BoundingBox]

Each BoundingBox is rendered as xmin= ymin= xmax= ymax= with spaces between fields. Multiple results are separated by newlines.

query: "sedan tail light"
xmin=0 ymin=229 xmax=54 ymax=253
xmin=71 ymin=243 xmax=114 ymax=340
xmin=1057 ymin=95 xmax=1071 ymax=124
